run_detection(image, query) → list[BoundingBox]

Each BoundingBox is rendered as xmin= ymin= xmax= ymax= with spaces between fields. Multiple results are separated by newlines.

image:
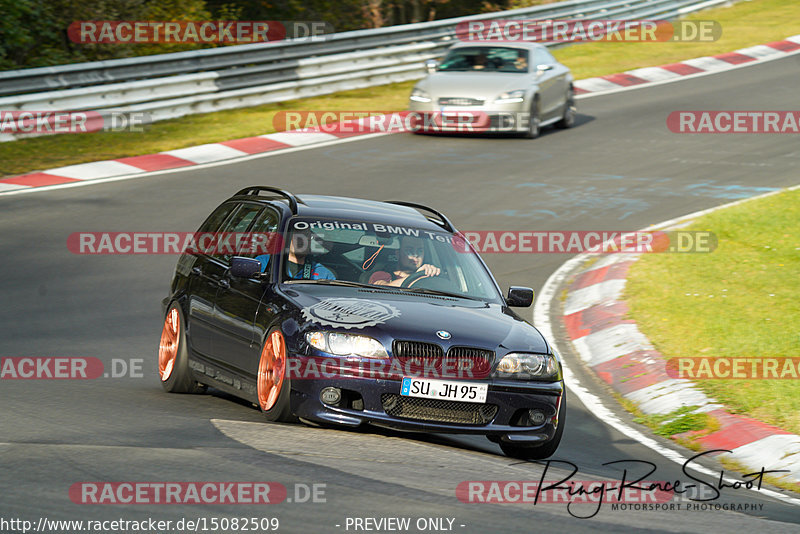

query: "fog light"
xmin=320 ymin=387 xmax=341 ymax=405
xmin=528 ymin=409 xmax=546 ymax=425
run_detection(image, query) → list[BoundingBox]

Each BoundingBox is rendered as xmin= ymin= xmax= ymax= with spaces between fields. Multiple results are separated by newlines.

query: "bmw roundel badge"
xmin=436 ymin=330 xmax=451 ymax=340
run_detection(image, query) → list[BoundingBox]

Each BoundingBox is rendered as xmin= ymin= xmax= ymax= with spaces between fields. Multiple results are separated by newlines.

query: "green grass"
xmin=626 ymin=189 xmax=800 ymax=434
xmin=634 ymin=406 xmax=715 ymax=437
xmin=554 ymin=0 xmax=800 ymax=78
xmin=3 ymin=0 xmax=800 ymax=176
xmin=0 ymin=82 xmax=417 ymax=177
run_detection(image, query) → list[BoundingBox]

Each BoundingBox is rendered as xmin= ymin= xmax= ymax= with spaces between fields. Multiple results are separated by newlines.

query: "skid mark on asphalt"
xmin=485 ymin=177 xmax=780 ymax=220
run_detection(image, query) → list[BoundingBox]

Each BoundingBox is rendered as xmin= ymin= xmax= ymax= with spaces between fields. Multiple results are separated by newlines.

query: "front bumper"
xmin=407 ymin=102 xmax=531 ymax=134
xmin=289 ymin=364 xmax=563 ymax=443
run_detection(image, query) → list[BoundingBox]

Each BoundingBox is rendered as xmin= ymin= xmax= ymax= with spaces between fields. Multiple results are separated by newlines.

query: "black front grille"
xmin=438 ymin=97 xmax=485 ymax=106
xmin=394 ymin=341 xmax=443 ymax=359
xmin=448 ymin=346 xmax=494 ymax=361
xmin=393 ymin=341 xmax=494 ymax=379
xmin=381 ymin=394 xmax=498 ymax=425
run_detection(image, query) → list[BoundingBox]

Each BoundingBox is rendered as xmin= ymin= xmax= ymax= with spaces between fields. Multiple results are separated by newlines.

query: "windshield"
xmin=438 ymin=46 xmax=529 ymax=73
xmin=279 ymin=217 xmax=502 ymax=302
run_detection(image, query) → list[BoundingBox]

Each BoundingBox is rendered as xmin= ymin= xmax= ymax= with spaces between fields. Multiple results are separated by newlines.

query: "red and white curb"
xmin=3 ymin=34 xmax=800 ymax=196
xmin=0 ymin=131 xmax=357 ymax=194
xmin=548 ymin=186 xmax=800 ymax=489
xmin=574 ymin=34 xmax=800 ymax=95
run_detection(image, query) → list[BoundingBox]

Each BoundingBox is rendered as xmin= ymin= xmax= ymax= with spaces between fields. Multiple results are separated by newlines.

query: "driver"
xmin=472 ymin=51 xmax=489 ymax=70
xmin=369 ymin=236 xmax=440 ymax=287
xmin=514 ymin=50 xmax=528 ymax=71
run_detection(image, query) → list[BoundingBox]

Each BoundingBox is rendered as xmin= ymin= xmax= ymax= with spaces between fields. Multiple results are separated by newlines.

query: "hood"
xmin=418 ymin=72 xmax=531 ymax=102
xmin=279 ymin=283 xmax=549 ymax=354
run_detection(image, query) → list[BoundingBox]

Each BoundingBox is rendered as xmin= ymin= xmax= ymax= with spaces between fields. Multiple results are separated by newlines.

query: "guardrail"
xmin=0 ymin=0 xmax=733 ymax=141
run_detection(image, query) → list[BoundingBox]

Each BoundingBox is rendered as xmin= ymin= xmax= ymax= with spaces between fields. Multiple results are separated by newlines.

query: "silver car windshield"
xmin=280 ymin=218 xmax=503 ymax=303
xmin=438 ymin=47 xmax=529 ymax=73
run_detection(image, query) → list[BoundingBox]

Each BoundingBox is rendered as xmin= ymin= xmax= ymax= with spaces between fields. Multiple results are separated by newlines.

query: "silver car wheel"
xmin=524 ymin=98 xmax=541 ymax=139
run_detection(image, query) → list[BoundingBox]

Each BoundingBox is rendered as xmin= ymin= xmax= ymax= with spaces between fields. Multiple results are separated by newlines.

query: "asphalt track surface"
xmin=2 ymin=55 xmax=800 ymax=533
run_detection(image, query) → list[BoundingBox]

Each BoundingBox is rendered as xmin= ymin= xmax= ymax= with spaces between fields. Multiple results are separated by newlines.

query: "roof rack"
xmin=384 ymin=200 xmax=456 ymax=233
xmin=234 ymin=186 xmax=298 ymax=214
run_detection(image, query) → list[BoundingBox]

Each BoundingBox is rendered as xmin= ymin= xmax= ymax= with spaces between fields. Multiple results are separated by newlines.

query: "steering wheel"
xmin=401 ymin=270 xmax=430 ymax=288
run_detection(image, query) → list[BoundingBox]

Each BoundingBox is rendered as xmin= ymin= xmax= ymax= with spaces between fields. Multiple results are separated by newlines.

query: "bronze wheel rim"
xmin=258 ymin=331 xmax=286 ymax=411
xmin=158 ymin=308 xmax=179 ymax=381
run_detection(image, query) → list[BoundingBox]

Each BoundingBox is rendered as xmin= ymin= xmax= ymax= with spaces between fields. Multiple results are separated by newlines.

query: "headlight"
xmin=494 ymin=89 xmax=525 ymax=104
xmin=495 ymin=353 xmax=558 ymax=379
xmin=410 ymin=88 xmax=432 ymax=103
xmin=305 ymin=331 xmax=388 ymax=359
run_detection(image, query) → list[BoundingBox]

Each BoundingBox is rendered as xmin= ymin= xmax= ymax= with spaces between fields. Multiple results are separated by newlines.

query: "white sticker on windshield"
xmin=301 ymin=298 xmax=401 ymax=329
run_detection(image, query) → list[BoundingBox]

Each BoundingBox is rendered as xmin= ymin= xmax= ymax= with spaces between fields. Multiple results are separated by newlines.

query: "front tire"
xmin=257 ymin=329 xmax=296 ymax=422
xmin=499 ymin=387 xmax=566 ymax=460
xmin=158 ymin=304 xmax=204 ymax=393
xmin=523 ymin=97 xmax=541 ymax=139
xmin=555 ymin=86 xmax=576 ymax=129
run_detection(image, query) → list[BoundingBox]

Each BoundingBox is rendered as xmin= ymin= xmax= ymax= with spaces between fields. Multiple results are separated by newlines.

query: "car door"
xmin=186 ymin=201 xmax=239 ymax=358
xmin=213 ymin=206 xmax=281 ymax=378
xmin=534 ymin=47 xmax=569 ymax=120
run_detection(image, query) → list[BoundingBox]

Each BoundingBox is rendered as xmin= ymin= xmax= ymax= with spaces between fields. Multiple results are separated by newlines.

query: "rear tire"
xmin=499 ymin=387 xmax=566 ymax=460
xmin=158 ymin=304 xmax=204 ymax=393
xmin=257 ymin=329 xmax=296 ymax=423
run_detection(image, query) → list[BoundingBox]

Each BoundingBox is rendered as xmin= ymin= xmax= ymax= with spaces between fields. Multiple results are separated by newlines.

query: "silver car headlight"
xmin=495 ymin=352 xmax=558 ymax=379
xmin=494 ymin=89 xmax=525 ymax=104
xmin=305 ymin=331 xmax=388 ymax=359
xmin=410 ymin=88 xmax=432 ymax=103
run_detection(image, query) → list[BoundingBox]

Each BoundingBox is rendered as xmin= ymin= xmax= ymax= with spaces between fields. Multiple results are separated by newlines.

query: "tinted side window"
xmin=245 ymin=208 xmax=280 ymax=258
xmin=212 ymin=203 xmax=264 ymax=262
xmin=197 ymin=202 xmax=238 ymax=233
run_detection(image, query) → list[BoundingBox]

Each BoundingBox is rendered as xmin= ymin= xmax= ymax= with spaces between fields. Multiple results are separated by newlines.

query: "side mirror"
xmin=425 ymin=59 xmax=438 ymax=74
xmin=536 ymin=64 xmax=553 ymax=75
xmin=507 ymin=286 xmax=534 ymax=307
xmin=230 ymin=256 xmax=263 ymax=279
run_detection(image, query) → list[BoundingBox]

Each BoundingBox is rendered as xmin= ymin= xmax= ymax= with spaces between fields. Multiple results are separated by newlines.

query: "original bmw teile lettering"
xmin=158 ymin=186 xmax=566 ymax=459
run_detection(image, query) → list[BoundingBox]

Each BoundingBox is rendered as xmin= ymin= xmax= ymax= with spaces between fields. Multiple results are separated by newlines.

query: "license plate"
xmin=401 ymin=377 xmax=488 ymax=403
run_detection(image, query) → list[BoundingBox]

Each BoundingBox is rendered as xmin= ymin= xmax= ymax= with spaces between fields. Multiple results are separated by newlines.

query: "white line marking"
xmin=573 ymin=323 xmax=653 ymax=365
xmin=43 ymin=160 xmax=145 ymax=180
xmin=262 ymin=132 xmax=340 ymax=146
xmin=563 ymin=279 xmax=626 ymax=315
xmin=164 ymin=143 xmax=248 ymax=164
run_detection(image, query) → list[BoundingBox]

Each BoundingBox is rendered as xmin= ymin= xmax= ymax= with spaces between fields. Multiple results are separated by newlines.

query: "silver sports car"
xmin=407 ymin=42 xmax=575 ymax=137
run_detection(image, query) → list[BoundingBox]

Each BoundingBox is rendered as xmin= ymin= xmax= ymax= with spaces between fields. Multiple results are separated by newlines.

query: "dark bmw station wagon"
xmin=158 ymin=186 xmax=566 ymax=459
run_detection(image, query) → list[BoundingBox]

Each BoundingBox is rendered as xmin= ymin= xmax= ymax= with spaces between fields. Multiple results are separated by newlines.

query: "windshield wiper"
xmin=285 ymin=279 xmax=392 ymax=290
xmin=285 ymin=279 xmax=481 ymax=301
xmin=401 ymin=287 xmax=480 ymax=301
